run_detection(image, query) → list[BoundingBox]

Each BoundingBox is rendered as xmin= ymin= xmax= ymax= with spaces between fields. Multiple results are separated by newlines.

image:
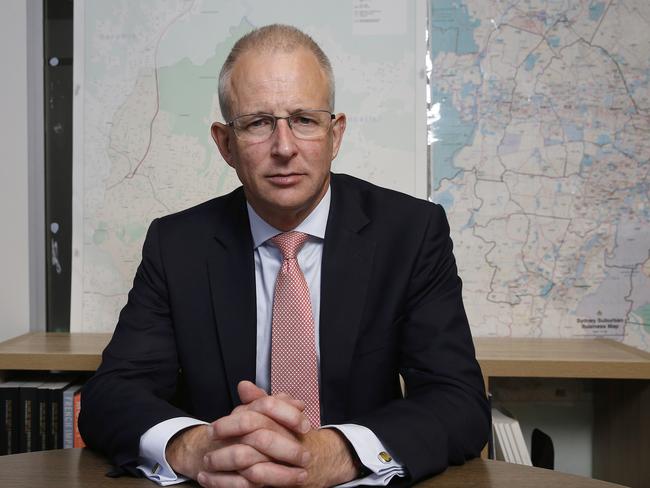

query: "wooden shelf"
xmin=1 ymin=333 xmax=650 ymax=380
xmin=474 ymin=337 xmax=650 ymax=380
xmin=0 ymin=332 xmax=111 ymax=371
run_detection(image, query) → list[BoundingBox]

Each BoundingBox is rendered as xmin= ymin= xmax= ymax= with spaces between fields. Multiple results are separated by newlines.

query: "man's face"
xmin=212 ymin=47 xmax=346 ymax=229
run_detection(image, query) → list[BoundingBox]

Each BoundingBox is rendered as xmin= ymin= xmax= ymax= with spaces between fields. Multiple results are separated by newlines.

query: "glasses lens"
xmin=233 ymin=114 xmax=275 ymax=142
xmin=289 ymin=111 xmax=332 ymax=139
xmin=231 ymin=111 xmax=333 ymax=142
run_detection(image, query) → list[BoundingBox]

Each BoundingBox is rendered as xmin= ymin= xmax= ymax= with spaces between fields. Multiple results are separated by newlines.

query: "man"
xmin=80 ymin=24 xmax=490 ymax=487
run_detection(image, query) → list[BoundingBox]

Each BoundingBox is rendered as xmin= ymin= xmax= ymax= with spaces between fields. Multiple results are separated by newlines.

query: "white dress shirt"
xmin=137 ymin=187 xmax=404 ymax=486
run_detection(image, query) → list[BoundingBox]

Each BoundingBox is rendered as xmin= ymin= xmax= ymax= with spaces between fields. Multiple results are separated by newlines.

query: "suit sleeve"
xmin=352 ymin=205 xmax=490 ymax=482
xmin=79 ymin=218 xmax=189 ymax=472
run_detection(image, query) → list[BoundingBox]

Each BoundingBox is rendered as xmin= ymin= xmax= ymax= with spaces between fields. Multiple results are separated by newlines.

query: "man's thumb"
xmin=237 ymin=380 xmax=267 ymax=404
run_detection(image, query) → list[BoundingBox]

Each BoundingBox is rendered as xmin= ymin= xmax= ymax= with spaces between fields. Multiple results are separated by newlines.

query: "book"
xmin=73 ymin=389 xmax=85 ymax=448
xmin=37 ymin=377 xmax=76 ymax=450
xmin=491 ymin=408 xmax=532 ymax=466
xmin=0 ymin=380 xmax=22 ymax=455
xmin=18 ymin=378 xmax=47 ymax=453
xmin=62 ymin=383 xmax=84 ymax=449
xmin=36 ymin=385 xmax=49 ymax=451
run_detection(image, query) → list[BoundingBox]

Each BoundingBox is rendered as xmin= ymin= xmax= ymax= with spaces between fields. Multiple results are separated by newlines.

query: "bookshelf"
xmin=0 ymin=333 xmax=109 ymax=456
xmin=474 ymin=338 xmax=650 ymax=488
xmin=0 ymin=333 xmax=648 ymax=486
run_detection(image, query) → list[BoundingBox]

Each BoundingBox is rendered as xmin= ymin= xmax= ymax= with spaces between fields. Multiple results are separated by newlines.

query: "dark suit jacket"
xmin=79 ymin=173 xmax=490 ymax=485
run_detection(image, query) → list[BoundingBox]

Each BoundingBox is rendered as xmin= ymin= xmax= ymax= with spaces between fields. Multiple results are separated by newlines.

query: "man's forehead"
xmin=228 ymin=47 xmax=329 ymax=113
xmin=232 ymin=46 xmax=321 ymax=75
xmin=231 ymin=85 xmax=326 ymax=116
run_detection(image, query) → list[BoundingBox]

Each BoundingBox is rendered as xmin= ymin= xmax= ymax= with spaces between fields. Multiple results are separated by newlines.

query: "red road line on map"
xmin=127 ymin=1 xmax=196 ymax=180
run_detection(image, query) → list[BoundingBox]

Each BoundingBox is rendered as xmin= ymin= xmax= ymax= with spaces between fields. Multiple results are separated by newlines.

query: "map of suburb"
xmin=72 ymin=0 xmax=422 ymax=331
xmin=429 ymin=0 xmax=650 ymax=350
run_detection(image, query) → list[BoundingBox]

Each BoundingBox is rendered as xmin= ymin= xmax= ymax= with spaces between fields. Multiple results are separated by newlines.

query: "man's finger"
xmin=245 ymin=395 xmax=311 ymax=434
xmin=237 ymin=380 xmax=267 ymax=405
xmin=240 ymin=428 xmax=311 ymax=467
xmin=237 ymin=380 xmax=305 ymax=410
xmin=203 ymin=443 xmax=270 ymax=472
xmin=196 ymin=470 xmax=261 ymax=488
xmin=237 ymin=381 xmax=305 ymax=410
xmin=275 ymin=392 xmax=306 ymax=410
xmin=239 ymin=461 xmax=308 ymax=487
xmin=213 ymin=410 xmax=293 ymax=439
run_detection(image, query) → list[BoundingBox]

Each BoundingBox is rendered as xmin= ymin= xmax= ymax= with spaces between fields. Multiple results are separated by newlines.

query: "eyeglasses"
xmin=227 ymin=110 xmax=335 ymax=143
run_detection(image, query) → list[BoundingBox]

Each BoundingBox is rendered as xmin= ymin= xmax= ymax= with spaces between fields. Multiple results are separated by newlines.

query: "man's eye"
xmin=245 ymin=117 xmax=272 ymax=130
xmin=292 ymin=115 xmax=317 ymax=126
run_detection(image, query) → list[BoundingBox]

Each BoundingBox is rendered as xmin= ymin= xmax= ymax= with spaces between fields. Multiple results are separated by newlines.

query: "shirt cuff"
xmin=137 ymin=417 xmax=208 ymax=486
xmin=324 ymin=423 xmax=406 ymax=487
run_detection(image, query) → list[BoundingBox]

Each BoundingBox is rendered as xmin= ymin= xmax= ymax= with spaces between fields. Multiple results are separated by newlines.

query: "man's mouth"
xmin=267 ymin=173 xmax=305 ymax=185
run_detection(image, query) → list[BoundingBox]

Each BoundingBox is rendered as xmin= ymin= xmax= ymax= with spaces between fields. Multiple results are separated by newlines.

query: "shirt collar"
xmin=246 ymin=186 xmax=331 ymax=249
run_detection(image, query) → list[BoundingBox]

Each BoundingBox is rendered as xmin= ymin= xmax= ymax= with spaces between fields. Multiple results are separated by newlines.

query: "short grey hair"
xmin=218 ymin=24 xmax=335 ymax=121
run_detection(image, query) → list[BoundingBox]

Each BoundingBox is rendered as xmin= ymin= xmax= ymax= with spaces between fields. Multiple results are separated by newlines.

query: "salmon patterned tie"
xmin=269 ymin=231 xmax=321 ymax=427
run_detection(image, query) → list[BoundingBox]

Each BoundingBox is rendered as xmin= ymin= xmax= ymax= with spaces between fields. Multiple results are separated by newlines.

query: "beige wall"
xmin=0 ymin=0 xmax=33 ymax=342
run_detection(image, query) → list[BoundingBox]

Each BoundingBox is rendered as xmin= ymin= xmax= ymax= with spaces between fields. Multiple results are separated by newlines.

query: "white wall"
xmin=0 ymin=0 xmax=43 ymax=343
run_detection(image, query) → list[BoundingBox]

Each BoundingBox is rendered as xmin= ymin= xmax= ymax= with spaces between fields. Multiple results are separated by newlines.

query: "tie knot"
xmin=270 ymin=231 xmax=309 ymax=260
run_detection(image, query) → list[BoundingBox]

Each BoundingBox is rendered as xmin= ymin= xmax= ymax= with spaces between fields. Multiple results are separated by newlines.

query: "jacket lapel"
xmin=207 ymin=189 xmax=257 ymax=407
xmin=319 ymin=176 xmax=375 ymax=423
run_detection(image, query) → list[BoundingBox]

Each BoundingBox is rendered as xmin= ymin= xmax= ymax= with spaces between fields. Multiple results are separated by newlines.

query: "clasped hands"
xmin=166 ymin=381 xmax=358 ymax=487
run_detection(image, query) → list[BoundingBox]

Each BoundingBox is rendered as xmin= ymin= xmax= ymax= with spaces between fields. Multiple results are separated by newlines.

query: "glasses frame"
xmin=227 ymin=109 xmax=335 ymax=143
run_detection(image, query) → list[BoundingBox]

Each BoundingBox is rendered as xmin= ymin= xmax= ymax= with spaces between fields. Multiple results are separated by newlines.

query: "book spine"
xmin=50 ymin=389 xmax=61 ymax=450
xmin=0 ymin=390 xmax=7 ymax=455
xmin=19 ymin=387 xmax=39 ymax=453
xmin=73 ymin=390 xmax=85 ymax=448
xmin=62 ymin=388 xmax=74 ymax=449
xmin=0 ymin=384 xmax=20 ymax=455
xmin=7 ymin=388 xmax=19 ymax=454
xmin=0 ymin=388 xmax=17 ymax=455
xmin=38 ymin=388 xmax=49 ymax=451
xmin=0 ymin=394 xmax=5 ymax=455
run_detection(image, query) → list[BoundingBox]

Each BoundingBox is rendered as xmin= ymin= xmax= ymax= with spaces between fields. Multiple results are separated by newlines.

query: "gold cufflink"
xmin=378 ymin=451 xmax=392 ymax=463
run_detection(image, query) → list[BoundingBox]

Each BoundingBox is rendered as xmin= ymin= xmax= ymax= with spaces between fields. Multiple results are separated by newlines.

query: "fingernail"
xmin=300 ymin=419 xmax=311 ymax=433
xmin=203 ymin=455 xmax=210 ymax=466
xmin=206 ymin=425 xmax=214 ymax=438
xmin=197 ymin=472 xmax=206 ymax=485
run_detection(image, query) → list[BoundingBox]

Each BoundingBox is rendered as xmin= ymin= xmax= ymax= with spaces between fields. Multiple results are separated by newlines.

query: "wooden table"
xmin=419 ymin=456 xmax=628 ymax=488
xmin=0 ymin=448 xmax=628 ymax=487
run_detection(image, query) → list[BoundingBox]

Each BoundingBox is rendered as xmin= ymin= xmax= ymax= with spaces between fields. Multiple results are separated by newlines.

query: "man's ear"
xmin=211 ymin=122 xmax=235 ymax=167
xmin=330 ymin=113 xmax=347 ymax=161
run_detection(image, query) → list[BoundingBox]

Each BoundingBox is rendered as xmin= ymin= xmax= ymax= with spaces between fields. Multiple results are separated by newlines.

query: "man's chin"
xmin=258 ymin=195 xmax=323 ymax=227
xmin=263 ymin=186 xmax=317 ymax=211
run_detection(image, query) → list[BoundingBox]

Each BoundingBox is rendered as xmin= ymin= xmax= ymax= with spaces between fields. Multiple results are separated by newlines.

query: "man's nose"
xmin=270 ymin=119 xmax=298 ymax=159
